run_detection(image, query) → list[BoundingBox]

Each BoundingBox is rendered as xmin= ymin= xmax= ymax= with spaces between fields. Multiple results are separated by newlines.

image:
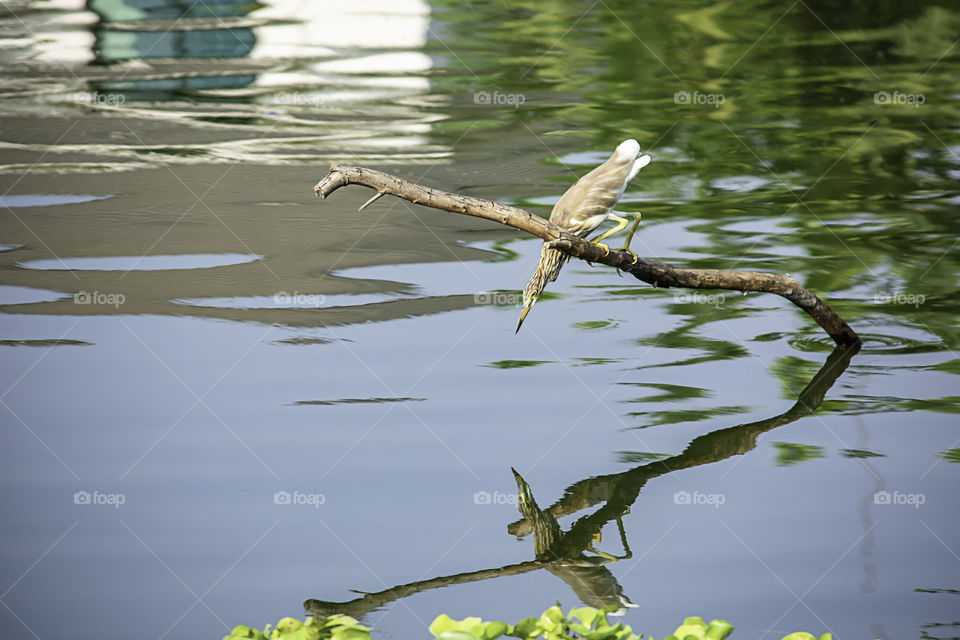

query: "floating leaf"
xmin=704 ymin=619 xmax=734 ymax=640
xmin=569 ymin=607 xmax=602 ymax=629
xmin=330 ymin=627 xmax=370 ymax=640
xmin=672 ymin=616 xmax=708 ymax=639
xmin=435 ymin=631 xmax=482 ymax=640
xmin=511 ymin=617 xmax=541 ymax=639
xmin=429 ymin=615 xmax=482 ymax=637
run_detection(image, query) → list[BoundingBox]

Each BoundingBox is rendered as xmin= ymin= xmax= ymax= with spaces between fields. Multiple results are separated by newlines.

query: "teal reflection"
xmin=87 ymin=0 xmax=257 ymax=98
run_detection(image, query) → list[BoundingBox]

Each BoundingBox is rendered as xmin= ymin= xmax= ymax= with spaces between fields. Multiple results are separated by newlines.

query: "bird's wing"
xmin=551 ymin=151 xmax=634 ymax=234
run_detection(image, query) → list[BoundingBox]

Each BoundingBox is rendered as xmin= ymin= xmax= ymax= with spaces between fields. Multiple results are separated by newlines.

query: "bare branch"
xmin=314 ymin=164 xmax=861 ymax=347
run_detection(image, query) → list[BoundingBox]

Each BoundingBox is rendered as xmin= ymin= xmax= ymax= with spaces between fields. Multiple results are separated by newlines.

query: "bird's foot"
xmin=615 ymin=247 xmax=638 ymax=276
xmin=591 ymin=240 xmax=611 ymax=256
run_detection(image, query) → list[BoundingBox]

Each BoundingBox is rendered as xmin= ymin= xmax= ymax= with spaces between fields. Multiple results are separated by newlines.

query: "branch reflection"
xmin=305 ymin=343 xmax=860 ymax=619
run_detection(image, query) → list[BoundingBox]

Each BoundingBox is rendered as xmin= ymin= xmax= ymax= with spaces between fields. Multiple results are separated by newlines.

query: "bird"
xmin=516 ymin=139 xmax=652 ymax=333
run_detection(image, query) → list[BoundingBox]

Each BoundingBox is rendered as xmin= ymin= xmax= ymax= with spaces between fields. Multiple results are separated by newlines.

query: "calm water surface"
xmin=1 ymin=1 xmax=958 ymax=639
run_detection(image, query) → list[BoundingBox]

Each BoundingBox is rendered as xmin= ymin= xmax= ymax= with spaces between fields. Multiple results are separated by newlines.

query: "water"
xmin=1 ymin=1 xmax=958 ymax=639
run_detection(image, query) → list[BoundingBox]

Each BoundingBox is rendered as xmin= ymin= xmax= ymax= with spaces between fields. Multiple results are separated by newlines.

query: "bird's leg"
xmin=613 ymin=212 xmax=642 ymax=276
xmin=586 ymin=529 xmax=618 ymax=564
xmin=585 ymin=515 xmax=632 ymax=564
xmin=617 ymin=212 xmax=642 ymax=261
xmin=589 ymin=214 xmax=629 ymax=256
xmin=595 ymin=212 xmax=641 ymax=275
xmin=615 ymin=514 xmax=632 ymax=560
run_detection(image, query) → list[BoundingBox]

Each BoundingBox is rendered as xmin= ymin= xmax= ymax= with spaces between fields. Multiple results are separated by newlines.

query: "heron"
xmin=516 ymin=139 xmax=652 ymax=333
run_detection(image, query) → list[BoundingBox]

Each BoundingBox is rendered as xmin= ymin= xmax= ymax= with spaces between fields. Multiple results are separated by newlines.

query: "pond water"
xmin=1 ymin=1 xmax=958 ymax=639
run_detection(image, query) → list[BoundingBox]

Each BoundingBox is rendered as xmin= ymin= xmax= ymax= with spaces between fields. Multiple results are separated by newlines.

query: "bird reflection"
xmin=305 ymin=343 xmax=859 ymax=620
xmin=512 ymin=467 xmax=637 ymax=614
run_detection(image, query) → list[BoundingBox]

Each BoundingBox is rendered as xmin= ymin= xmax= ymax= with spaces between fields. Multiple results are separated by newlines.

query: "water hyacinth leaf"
xmin=269 ymin=617 xmax=302 ymax=639
xmin=569 ymin=606 xmax=603 ymax=628
xmin=225 ymin=608 xmax=838 ymax=640
xmin=540 ymin=604 xmax=566 ymax=628
xmin=224 ymin=625 xmax=266 ymax=640
xmin=477 ymin=621 xmax=509 ymax=640
xmin=703 ymin=620 xmax=734 ymax=640
xmin=434 ymin=630 xmax=482 ymax=640
xmin=672 ymin=616 xmax=708 ymax=638
xmin=429 ymin=615 xmax=483 ymax=636
xmin=511 ymin=617 xmax=541 ymax=638
xmin=330 ymin=627 xmax=371 ymax=640
xmin=583 ymin=628 xmax=631 ymax=640
xmin=429 ymin=614 xmax=459 ymax=636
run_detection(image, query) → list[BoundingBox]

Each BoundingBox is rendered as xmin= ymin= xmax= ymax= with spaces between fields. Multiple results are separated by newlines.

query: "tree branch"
xmin=314 ymin=164 xmax=861 ymax=347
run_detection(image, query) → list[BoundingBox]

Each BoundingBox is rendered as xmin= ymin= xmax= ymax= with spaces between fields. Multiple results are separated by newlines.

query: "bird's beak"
xmin=516 ymin=306 xmax=531 ymax=334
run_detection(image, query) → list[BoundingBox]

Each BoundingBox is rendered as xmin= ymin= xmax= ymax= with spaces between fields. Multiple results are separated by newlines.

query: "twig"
xmin=358 ymin=191 xmax=386 ymax=211
xmin=314 ymin=164 xmax=861 ymax=347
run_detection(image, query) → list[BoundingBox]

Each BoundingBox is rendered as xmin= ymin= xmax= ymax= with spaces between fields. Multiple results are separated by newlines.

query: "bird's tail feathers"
xmin=516 ymin=245 xmax=567 ymax=333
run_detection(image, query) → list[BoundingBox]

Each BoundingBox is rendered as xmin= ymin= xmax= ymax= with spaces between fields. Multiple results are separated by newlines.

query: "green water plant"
xmin=224 ymin=614 xmax=371 ymax=640
xmin=430 ymin=604 xmax=640 ymax=640
xmin=222 ymin=606 xmax=841 ymax=640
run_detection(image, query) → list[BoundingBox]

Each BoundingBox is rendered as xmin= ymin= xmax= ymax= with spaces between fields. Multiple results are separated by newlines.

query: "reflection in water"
xmin=18 ymin=253 xmax=264 ymax=271
xmin=305 ymin=344 xmax=859 ymax=620
xmin=853 ymin=416 xmax=883 ymax=596
xmin=512 ymin=467 xmax=636 ymax=614
xmin=2 ymin=1 xmax=959 ymax=638
xmin=3 ymin=0 xmax=442 ymax=168
xmin=89 ymin=0 xmax=258 ymax=97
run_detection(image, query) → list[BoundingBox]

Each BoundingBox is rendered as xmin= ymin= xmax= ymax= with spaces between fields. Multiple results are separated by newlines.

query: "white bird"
xmin=517 ymin=140 xmax=652 ymax=332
